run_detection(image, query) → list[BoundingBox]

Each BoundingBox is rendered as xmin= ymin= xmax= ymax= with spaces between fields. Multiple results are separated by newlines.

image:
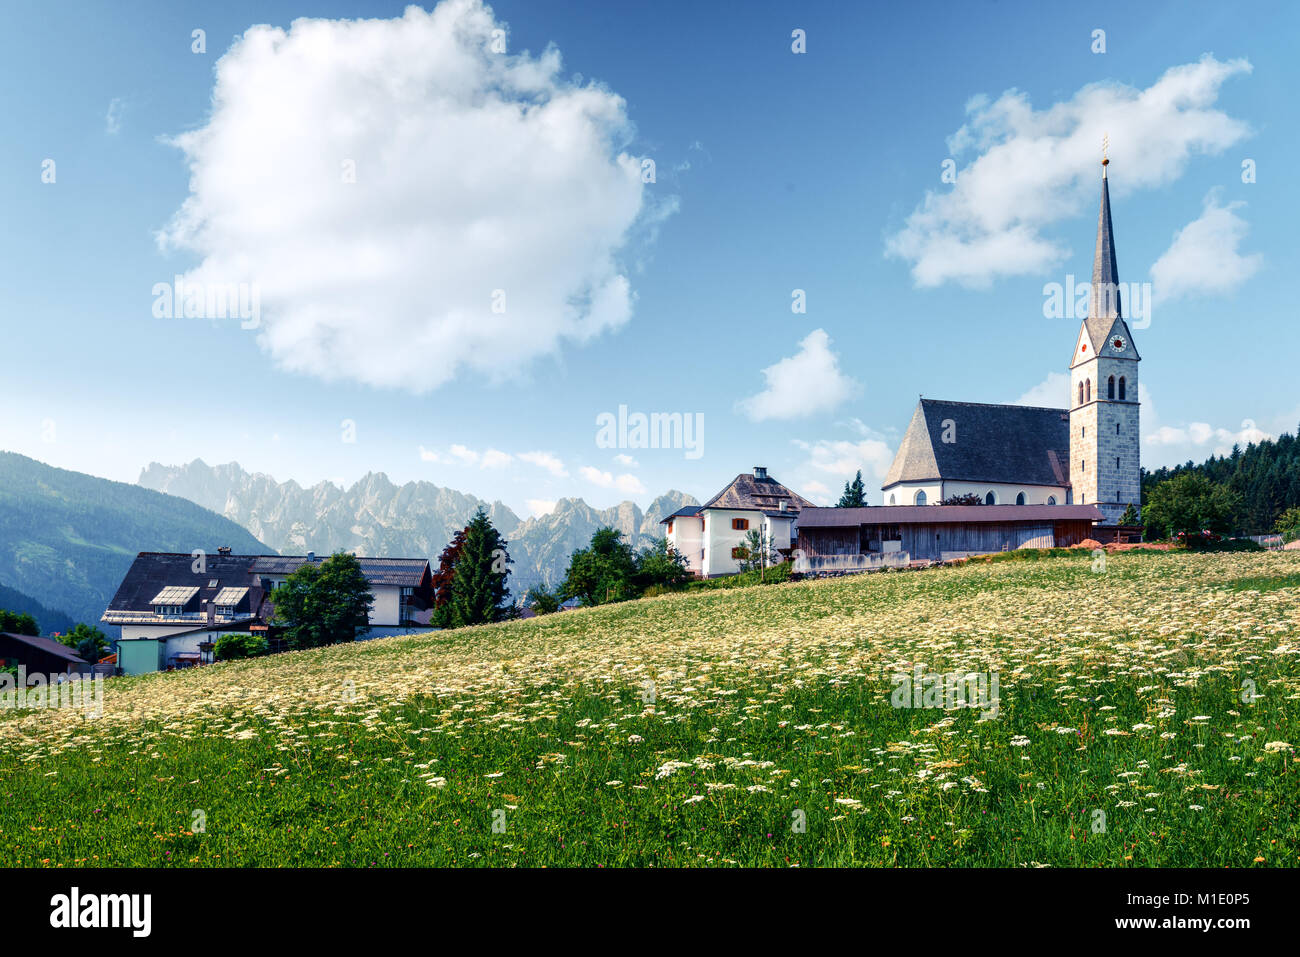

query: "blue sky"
xmin=2 ymin=0 xmax=1296 ymax=519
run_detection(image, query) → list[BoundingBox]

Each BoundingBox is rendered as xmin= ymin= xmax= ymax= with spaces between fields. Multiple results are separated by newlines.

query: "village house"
xmin=662 ymin=467 xmax=814 ymax=578
xmin=102 ymin=550 xmax=433 ymax=675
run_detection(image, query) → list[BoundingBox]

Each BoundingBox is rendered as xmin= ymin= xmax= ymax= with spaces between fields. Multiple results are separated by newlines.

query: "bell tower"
xmin=1069 ymin=147 xmax=1141 ymax=524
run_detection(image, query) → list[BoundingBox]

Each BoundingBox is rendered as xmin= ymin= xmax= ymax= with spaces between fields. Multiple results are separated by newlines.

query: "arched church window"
xmin=1085 ymin=379 xmax=1091 ymax=402
xmin=1119 ymin=376 xmax=1127 ymax=400
xmin=1065 ymin=489 xmax=1073 ymax=504
xmin=1047 ymin=495 xmax=1057 ymax=505
xmin=985 ymin=491 xmax=996 ymax=505
xmin=1078 ymin=382 xmax=1084 ymax=406
xmin=1116 ymin=423 xmax=1120 ymax=435
xmin=1107 ymin=376 xmax=1115 ymax=399
xmin=889 ymin=494 xmax=895 ymax=505
xmin=915 ymin=490 xmax=926 ymax=506
xmin=1015 ymin=492 xmax=1026 ymax=505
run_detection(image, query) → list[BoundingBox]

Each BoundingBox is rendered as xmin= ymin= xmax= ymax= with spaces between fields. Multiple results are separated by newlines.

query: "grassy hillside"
xmin=2 ymin=550 xmax=1298 ymax=867
xmin=0 ymin=452 xmax=271 ymax=627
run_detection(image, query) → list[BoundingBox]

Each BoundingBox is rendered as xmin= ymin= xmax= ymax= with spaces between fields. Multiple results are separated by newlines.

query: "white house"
xmin=663 ymin=467 xmax=814 ymax=578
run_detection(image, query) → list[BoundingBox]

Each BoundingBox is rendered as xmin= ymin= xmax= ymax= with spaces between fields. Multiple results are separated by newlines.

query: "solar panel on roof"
xmin=211 ymin=586 xmax=249 ymax=606
xmin=149 ymin=585 xmax=199 ymax=605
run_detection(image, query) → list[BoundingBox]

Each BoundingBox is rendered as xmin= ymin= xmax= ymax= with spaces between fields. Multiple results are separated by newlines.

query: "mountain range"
xmin=138 ymin=460 xmax=698 ymax=596
xmin=0 ymin=451 xmax=271 ymax=629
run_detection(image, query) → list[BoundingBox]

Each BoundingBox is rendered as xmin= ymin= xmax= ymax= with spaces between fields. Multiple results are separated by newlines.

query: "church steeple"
xmin=1068 ymin=142 xmax=1141 ymax=525
xmin=1090 ymin=146 xmax=1120 ymax=321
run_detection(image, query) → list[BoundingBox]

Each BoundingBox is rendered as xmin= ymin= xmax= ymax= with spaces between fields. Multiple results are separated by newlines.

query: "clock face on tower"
xmin=1112 ymin=336 xmax=1126 ymax=351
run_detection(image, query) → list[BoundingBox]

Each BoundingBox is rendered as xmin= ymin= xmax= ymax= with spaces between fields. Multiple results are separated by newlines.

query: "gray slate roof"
xmin=701 ymin=473 xmax=815 ymax=513
xmin=249 ymin=556 xmax=430 ymax=587
xmin=882 ymin=399 xmax=1070 ymax=489
xmin=659 ymin=505 xmax=701 ymax=524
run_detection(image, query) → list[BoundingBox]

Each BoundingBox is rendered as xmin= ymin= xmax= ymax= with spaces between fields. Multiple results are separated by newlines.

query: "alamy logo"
xmin=596 ymin=405 xmax=703 ymax=459
xmin=152 ymin=276 xmax=261 ymax=328
xmin=0 ymin=669 xmax=102 ymax=718
xmin=890 ymin=665 xmax=1000 ymax=719
xmin=1042 ymin=276 xmax=1151 ymax=328
xmin=49 ymin=888 xmax=151 ymax=937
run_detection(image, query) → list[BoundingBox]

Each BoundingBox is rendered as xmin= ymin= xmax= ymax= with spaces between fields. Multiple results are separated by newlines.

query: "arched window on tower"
xmin=1015 ymin=492 xmax=1026 ymax=505
xmin=1078 ymin=381 xmax=1084 ymax=406
xmin=914 ymin=490 xmax=926 ymax=506
xmin=1085 ymin=379 xmax=1091 ymax=402
xmin=1107 ymin=376 xmax=1115 ymax=399
xmin=1119 ymin=376 xmax=1127 ymax=400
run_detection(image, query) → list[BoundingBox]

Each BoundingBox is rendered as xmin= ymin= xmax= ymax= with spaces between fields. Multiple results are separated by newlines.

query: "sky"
xmin=2 ymin=0 xmax=1297 ymax=519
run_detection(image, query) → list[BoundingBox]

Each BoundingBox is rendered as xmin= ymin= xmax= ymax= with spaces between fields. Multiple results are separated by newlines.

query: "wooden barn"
xmin=796 ymin=504 xmax=1103 ymax=568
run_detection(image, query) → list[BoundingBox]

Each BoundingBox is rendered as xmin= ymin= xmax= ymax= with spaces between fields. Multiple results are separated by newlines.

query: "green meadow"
xmin=2 ymin=549 xmax=1297 ymax=867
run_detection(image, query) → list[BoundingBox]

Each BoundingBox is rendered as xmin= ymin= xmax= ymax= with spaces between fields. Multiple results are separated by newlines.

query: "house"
xmin=796 ymin=503 xmax=1104 ymax=569
xmin=880 ymin=157 xmax=1140 ymax=525
xmin=102 ymin=551 xmax=433 ymax=675
xmin=663 ymin=467 xmax=814 ymax=578
xmin=0 ymin=631 xmax=86 ymax=676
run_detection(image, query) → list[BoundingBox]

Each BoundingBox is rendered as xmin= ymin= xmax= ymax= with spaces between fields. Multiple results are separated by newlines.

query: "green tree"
xmin=1274 ymin=506 xmax=1300 ymax=542
xmin=526 ymin=585 xmax=561 ymax=615
xmin=560 ymin=527 xmax=638 ymax=607
xmin=1143 ymin=474 xmax=1240 ymax=541
xmin=214 ymin=632 xmax=268 ymax=661
xmin=939 ymin=493 xmax=983 ymax=506
xmin=1118 ymin=503 xmax=1140 ymax=526
xmin=633 ymin=538 xmax=693 ymax=593
xmin=443 ymin=508 xmax=513 ymax=627
xmin=735 ymin=527 xmax=776 ymax=574
xmin=271 ymin=552 xmax=374 ymax=650
xmin=60 ymin=622 xmax=109 ymax=660
xmin=838 ymin=470 xmax=866 ymax=507
xmin=0 ymin=610 xmax=40 ymax=636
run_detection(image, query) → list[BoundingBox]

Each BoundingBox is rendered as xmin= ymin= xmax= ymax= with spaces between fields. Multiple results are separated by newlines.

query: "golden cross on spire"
xmin=1102 ymin=133 xmax=1110 ymax=175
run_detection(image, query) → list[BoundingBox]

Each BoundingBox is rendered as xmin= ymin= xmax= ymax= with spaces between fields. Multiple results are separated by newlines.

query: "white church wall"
xmin=941 ymin=481 xmax=1067 ymax=505
xmin=882 ymin=482 xmax=941 ymax=506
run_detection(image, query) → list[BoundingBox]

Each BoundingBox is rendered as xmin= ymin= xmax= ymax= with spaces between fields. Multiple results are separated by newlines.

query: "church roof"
xmin=701 ymin=470 xmax=815 ymax=513
xmin=881 ymin=399 xmax=1070 ymax=489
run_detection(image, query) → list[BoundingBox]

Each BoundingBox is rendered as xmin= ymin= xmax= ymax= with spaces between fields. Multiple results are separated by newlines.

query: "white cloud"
xmin=158 ymin=0 xmax=658 ymax=392
xmin=525 ymin=499 xmax=557 ymax=517
xmin=792 ymin=422 xmax=896 ymax=506
xmin=419 ymin=443 xmax=511 ymax=468
xmin=518 ymin=450 xmax=568 ymax=477
xmin=737 ymin=329 xmax=859 ymax=422
xmin=1150 ymin=191 xmax=1262 ymax=300
xmin=1013 ymin=371 xmax=1069 ymax=408
xmin=886 ymin=56 xmax=1252 ymax=287
xmin=613 ymin=453 xmax=639 ymax=467
xmin=1146 ymin=418 xmax=1269 ymax=456
xmin=105 ymin=97 xmax=125 ymax=135
xmin=579 ymin=465 xmax=646 ymax=495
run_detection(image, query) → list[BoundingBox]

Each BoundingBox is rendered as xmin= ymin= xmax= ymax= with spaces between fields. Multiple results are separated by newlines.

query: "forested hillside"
xmin=1141 ymin=427 xmax=1300 ymax=533
xmin=0 ymin=452 xmax=271 ymax=628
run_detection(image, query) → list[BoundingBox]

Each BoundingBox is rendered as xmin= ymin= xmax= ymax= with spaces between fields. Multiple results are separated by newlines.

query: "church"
xmin=880 ymin=156 xmax=1141 ymax=526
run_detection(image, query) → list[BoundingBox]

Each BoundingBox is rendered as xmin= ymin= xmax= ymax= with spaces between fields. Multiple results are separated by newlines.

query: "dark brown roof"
xmin=702 ymin=472 xmax=814 ymax=513
xmin=102 ymin=552 xmax=268 ymax=624
xmin=798 ymin=505 xmax=1103 ymax=527
xmin=0 ymin=632 xmax=85 ymax=663
xmin=103 ymin=552 xmax=431 ymax=623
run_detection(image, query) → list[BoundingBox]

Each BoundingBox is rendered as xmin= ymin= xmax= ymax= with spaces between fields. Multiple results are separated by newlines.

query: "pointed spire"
xmin=1090 ymin=148 xmax=1121 ymax=320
